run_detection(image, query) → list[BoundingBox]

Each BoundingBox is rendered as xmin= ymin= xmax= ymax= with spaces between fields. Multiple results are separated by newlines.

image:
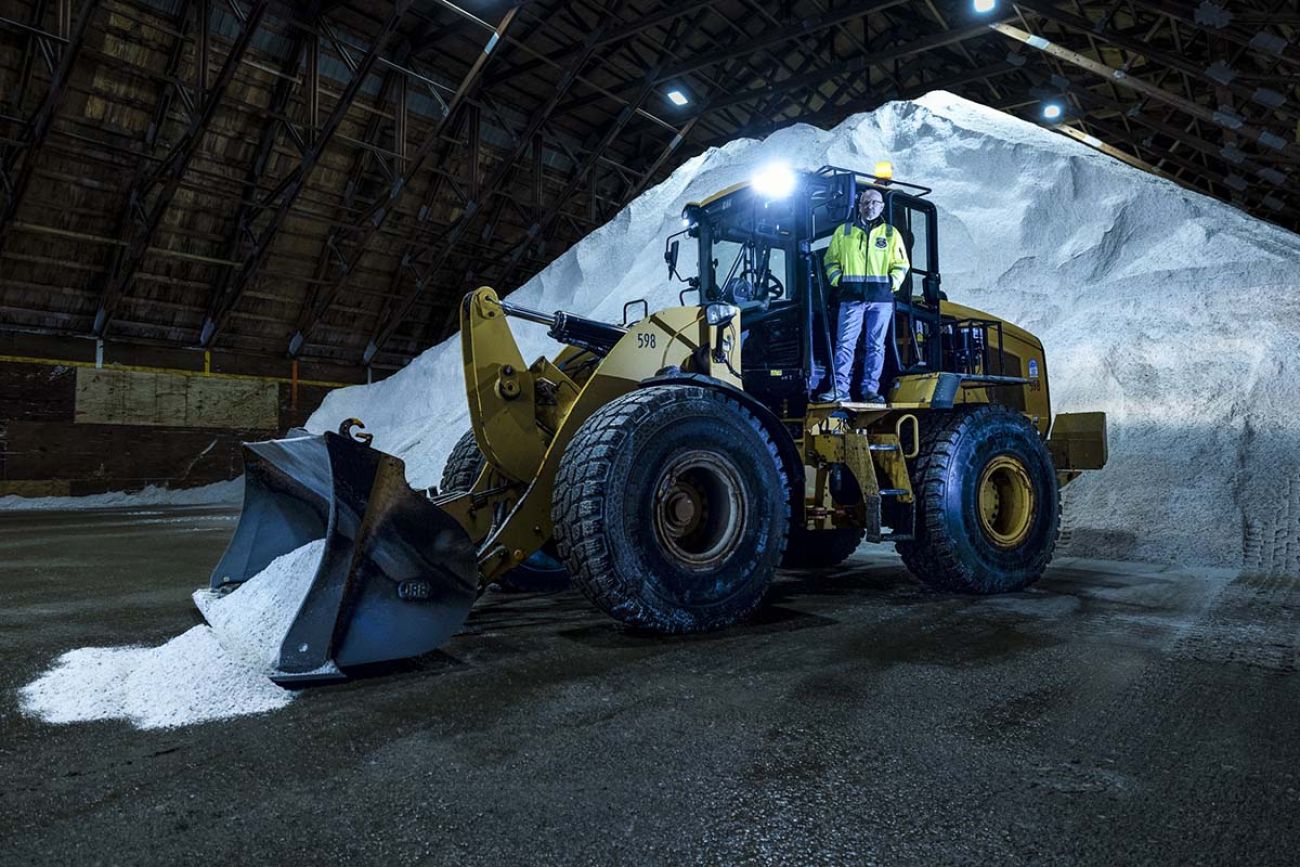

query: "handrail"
xmin=814 ymin=164 xmax=933 ymax=197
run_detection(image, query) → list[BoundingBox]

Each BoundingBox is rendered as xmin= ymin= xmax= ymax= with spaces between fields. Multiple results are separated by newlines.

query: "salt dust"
xmin=18 ymin=540 xmax=324 ymax=730
xmin=306 ymin=91 xmax=1300 ymax=573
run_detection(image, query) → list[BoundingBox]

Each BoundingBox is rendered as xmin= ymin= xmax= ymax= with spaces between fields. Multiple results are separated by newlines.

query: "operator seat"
xmin=722 ymin=275 xmax=770 ymax=315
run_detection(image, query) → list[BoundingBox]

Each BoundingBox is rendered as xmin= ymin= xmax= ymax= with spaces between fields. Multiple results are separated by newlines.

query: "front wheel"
xmin=552 ymin=385 xmax=790 ymax=632
xmin=440 ymin=429 xmax=569 ymax=592
xmin=896 ymin=405 xmax=1060 ymax=593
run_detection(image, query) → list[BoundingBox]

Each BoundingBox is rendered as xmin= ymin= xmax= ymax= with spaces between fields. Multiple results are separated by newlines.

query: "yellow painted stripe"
xmin=686 ymin=181 xmax=749 ymax=208
xmin=0 ymin=353 xmax=354 ymax=389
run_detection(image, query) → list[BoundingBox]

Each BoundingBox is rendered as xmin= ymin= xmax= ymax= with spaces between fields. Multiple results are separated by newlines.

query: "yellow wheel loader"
xmin=207 ymin=164 xmax=1107 ymax=683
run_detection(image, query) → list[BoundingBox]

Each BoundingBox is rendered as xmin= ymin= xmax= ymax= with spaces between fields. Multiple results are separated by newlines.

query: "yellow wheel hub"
xmin=652 ymin=450 xmax=746 ymax=570
xmin=976 ymin=455 xmax=1036 ymax=548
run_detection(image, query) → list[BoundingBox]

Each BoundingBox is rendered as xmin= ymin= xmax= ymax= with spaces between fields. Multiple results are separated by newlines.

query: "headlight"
xmin=706 ymin=303 xmax=739 ymax=325
xmin=751 ymin=162 xmax=796 ymax=199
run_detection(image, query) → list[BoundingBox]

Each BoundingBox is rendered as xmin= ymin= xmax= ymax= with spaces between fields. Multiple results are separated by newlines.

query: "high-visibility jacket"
xmin=824 ymin=218 xmax=910 ymax=303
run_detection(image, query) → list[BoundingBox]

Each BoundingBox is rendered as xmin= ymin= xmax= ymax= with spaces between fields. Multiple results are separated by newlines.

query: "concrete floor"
xmin=2 ymin=506 xmax=1298 ymax=866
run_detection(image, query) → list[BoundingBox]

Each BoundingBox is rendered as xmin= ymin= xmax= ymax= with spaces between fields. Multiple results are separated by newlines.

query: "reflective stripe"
xmin=839 ymin=275 xmax=891 ymax=284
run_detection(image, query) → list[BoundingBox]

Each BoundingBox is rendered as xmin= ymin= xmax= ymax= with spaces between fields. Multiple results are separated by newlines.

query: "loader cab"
xmin=674 ymin=165 xmax=943 ymax=415
xmin=681 ymin=183 xmax=799 ymax=313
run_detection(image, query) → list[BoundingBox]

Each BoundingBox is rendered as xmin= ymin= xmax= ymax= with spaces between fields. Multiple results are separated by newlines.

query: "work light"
xmin=706 ymin=303 xmax=739 ymax=325
xmin=751 ymin=162 xmax=796 ymax=199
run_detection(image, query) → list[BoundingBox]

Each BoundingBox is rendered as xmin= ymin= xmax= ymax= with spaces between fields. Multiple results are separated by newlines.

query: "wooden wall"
xmin=0 ymin=332 xmax=368 ymax=497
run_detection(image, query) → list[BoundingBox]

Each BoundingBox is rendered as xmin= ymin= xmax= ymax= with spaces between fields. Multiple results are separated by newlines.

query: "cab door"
xmin=883 ymin=192 xmax=943 ymax=375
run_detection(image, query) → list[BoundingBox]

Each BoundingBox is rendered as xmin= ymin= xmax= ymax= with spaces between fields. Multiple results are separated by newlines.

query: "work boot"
xmin=817 ymin=390 xmax=849 ymax=403
xmin=862 ymin=392 xmax=886 ymax=404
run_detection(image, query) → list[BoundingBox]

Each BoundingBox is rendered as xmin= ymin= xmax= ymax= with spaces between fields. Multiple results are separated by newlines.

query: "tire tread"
xmin=895 ymin=404 xmax=1060 ymax=593
xmin=440 ymin=429 xmax=485 ymax=494
xmin=552 ymin=385 xmax=790 ymax=632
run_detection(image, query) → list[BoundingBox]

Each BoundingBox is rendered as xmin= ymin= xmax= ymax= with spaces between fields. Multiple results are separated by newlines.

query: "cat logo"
xmin=874 ymin=236 xmax=888 ymax=249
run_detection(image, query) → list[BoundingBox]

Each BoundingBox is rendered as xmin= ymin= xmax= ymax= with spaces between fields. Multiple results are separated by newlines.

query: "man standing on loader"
xmin=819 ymin=186 xmax=910 ymax=403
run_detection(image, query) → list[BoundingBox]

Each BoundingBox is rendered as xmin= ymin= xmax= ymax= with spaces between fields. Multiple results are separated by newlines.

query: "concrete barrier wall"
xmin=0 ymin=336 xmax=367 ymax=497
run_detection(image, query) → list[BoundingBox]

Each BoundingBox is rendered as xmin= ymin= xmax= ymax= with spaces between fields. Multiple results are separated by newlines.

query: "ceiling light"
xmin=973 ymin=0 xmax=997 ymax=13
xmin=667 ymin=90 xmax=689 ymax=106
xmin=1042 ymin=102 xmax=1064 ymax=121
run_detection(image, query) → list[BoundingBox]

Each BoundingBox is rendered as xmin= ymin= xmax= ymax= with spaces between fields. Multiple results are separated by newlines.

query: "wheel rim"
xmin=976 ymin=454 xmax=1036 ymax=548
xmin=652 ymin=450 xmax=746 ymax=570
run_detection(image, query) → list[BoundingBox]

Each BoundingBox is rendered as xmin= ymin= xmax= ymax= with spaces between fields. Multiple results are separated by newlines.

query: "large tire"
xmin=552 ymin=385 xmax=790 ymax=632
xmin=439 ymin=430 xmax=569 ymax=593
xmin=439 ymin=429 xmax=486 ymax=494
xmin=781 ymin=526 xmax=865 ymax=569
xmin=896 ymin=404 xmax=1060 ymax=594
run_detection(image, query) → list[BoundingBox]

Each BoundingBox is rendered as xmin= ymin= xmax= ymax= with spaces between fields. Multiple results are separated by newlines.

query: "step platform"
xmin=807 ymin=400 xmax=893 ymax=411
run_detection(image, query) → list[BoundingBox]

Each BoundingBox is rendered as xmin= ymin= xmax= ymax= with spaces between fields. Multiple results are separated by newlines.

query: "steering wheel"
xmin=766 ymin=272 xmax=785 ymax=299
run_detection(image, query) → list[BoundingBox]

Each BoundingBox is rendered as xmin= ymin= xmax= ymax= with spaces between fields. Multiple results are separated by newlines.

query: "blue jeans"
xmin=834 ymin=300 xmax=892 ymax=397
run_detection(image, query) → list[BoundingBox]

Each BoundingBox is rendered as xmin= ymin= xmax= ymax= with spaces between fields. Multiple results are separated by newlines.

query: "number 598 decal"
xmin=637 ymin=333 xmax=657 ymax=349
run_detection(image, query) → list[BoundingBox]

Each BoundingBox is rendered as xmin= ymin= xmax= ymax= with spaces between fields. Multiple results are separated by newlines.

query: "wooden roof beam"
xmin=198 ymin=0 xmax=413 ymax=347
xmin=363 ymin=0 xmax=629 ymax=362
xmin=91 ymin=0 xmax=272 ymax=337
xmin=285 ymin=4 xmax=521 ymax=356
xmin=0 ymin=0 xmax=100 ymax=254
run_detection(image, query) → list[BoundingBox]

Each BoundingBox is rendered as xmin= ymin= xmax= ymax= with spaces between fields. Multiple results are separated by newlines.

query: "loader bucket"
xmin=208 ymin=431 xmax=478 ymax=685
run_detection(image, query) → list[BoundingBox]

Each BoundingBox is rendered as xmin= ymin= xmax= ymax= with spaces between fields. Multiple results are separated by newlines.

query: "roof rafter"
xmin=91 ymin=0 xmax=273 ymax=337
xmin=199 ymin=0 xmax=414 ymax=345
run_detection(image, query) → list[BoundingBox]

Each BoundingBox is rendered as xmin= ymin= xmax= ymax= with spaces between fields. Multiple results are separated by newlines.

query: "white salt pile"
xmin=307 ymin=91 xmax=1300 ymax=576
xmin=19 ymin=539 xmax=324 ymax=729
xmin=0 ymin=477 xmax=243 ymax=512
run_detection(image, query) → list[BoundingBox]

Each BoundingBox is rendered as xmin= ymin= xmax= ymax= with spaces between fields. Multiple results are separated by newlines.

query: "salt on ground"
xmin=0 ymin=477 xmax=243 ymax=512
xmin=18 ymin=539 xmax=325 ymax=730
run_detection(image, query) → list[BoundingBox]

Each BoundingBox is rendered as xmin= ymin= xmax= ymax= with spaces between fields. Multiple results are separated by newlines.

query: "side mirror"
xmin=665 ymin=239 xmax=680 ymax=279
xmin=833 ymin=174 xmax=856 ymax=224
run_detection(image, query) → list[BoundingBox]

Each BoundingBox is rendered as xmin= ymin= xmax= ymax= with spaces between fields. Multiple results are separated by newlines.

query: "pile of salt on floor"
xmin=18 ymin=539 xmax=325 ymax=730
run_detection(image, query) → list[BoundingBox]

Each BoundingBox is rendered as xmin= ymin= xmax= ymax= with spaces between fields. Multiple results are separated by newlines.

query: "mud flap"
xmin=208 ymin=432 xmax=478 ymax=684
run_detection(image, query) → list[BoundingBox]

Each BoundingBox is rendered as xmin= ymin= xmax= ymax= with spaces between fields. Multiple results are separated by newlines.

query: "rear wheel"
xmin=896 ymin=404 xmax=1059 ymax=593
xmin=553 ymin=385 xmax=789 ymax=632
xmin=781 ymin=526 xmax=865 ymax=569
xmin=440 ymin=430 xmax=569 ymax=592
